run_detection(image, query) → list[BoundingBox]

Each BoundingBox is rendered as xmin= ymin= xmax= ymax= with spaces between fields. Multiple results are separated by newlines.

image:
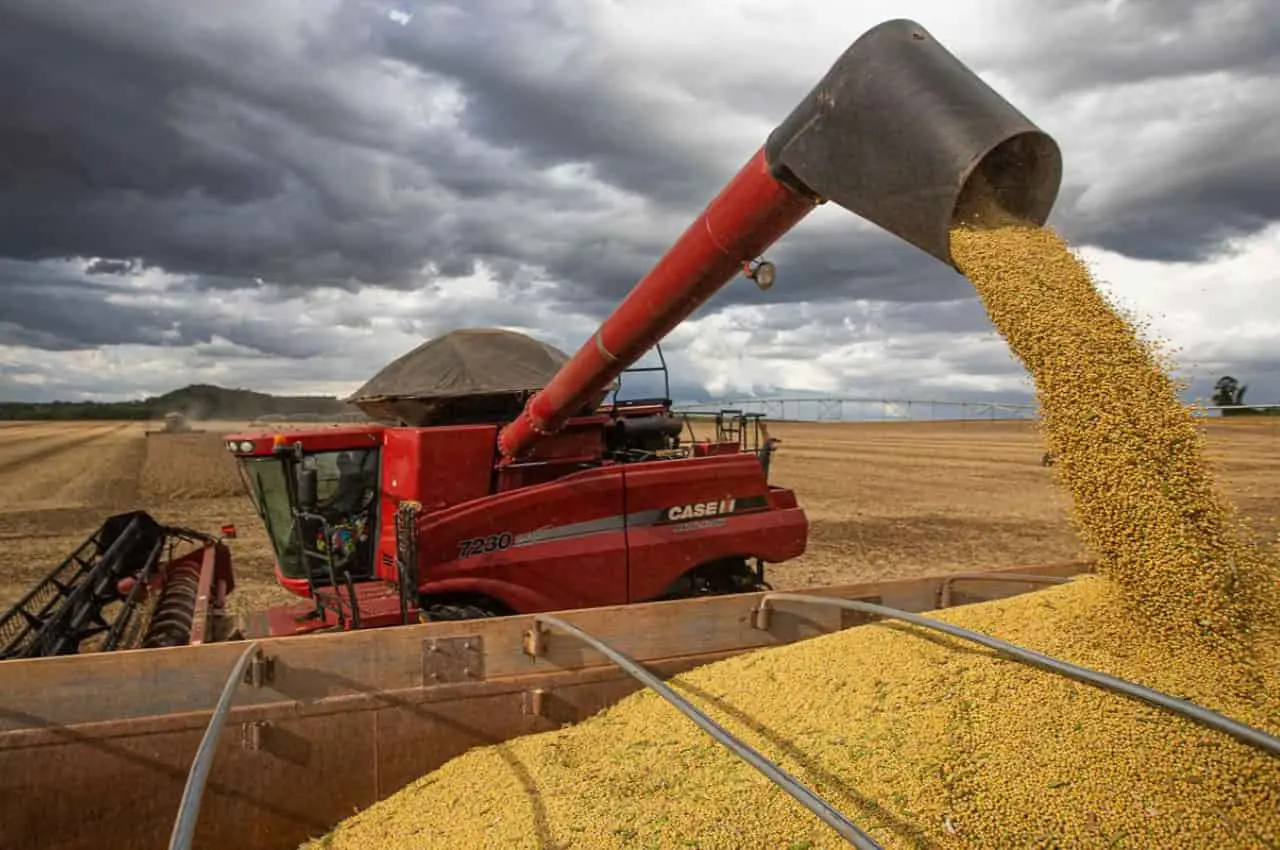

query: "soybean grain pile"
xmin=325 ymin=222 xmax=1275 ymax=848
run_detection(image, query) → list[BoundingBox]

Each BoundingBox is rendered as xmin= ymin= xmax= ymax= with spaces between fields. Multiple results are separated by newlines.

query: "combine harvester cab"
xmin=0 ymin=16 xmax=1126 ymax=850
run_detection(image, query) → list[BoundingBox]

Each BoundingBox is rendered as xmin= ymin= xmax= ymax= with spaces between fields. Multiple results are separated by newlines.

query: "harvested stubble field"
xmin=0 ymin=416 xmax=1278 ymax=616
xmin=0 ymin=420 xmax=301 ymax=614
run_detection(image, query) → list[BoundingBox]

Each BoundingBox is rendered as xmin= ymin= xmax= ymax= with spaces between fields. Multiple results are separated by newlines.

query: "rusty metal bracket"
xmin=522 ymin=688 xmax=549 ymax=719
xmin=241 ymin=647 xmax=274 ymax=688
xmin=522 ymin=623 xmax=546 ymax=659
xmin=750 ymin=595 xmax=882 ymax=631
xmin=422 ymin=635 xmax=484 ymax=684
xmin=240 ymin=721 xmax=269 ymax=752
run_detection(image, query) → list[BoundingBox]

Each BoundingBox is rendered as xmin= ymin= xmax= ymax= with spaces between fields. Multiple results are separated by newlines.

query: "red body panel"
xmin=376 ymin=425 xmax=496 ymax=583
xmin=228 ymin=417 xmax=808 ymax=626
xmin=620 ymin=453 xmax=806 ymax=601
xmin=419 ymin=464 xmax=629 ymax=612
xmin=413 ymin=451 xmax=805 ymax=613
xmin=222 ymin=425 xmax=385 ymax=457
xmin=381 ymin=426 xmax=496 ymax=510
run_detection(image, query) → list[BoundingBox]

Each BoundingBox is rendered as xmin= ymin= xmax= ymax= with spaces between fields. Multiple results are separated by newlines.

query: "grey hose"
xmin=169 ymin=641 xmax=262 ymax=850
xmin=535 ymin=614 xmax=883 ymax=849
xmin=760 ymin=593 xmax=1280 ymax=758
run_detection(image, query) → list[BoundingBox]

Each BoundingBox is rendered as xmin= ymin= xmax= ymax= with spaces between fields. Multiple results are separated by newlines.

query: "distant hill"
xmin=0 ymin=384 xmax=364 ymax=422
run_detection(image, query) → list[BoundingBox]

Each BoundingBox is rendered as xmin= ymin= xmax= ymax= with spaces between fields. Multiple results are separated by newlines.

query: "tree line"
xmin=0 ymin=384 xmax=355 ymax=421
xmin=1211 ymin=376 xmax=1277 ymax=417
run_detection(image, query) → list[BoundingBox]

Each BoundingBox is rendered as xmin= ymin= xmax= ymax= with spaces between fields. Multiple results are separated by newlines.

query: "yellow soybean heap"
xmin=305 ymin=225 xmax=1280 ymax=849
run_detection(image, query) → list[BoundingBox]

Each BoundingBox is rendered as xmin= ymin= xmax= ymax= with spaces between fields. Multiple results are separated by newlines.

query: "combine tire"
xmin=423 ymin=602 xmax=503 ymax=622
xmin=658 ymin=558 xmax=769 ymax=601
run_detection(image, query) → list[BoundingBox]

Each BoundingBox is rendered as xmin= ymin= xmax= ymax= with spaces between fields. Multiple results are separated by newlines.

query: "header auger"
xmin=0 ymin=511 xmax=234 ymax=659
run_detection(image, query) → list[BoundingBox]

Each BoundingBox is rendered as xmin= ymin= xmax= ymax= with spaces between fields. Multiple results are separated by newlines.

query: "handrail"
xmin=530 ymin=613 xmax=882 ymax=849
xmin=169 ymin=640 xmax=262 ymax=850
xmin=937 ymin=572 xmax=1073 ymax=608
xmin=756 ymin=593 xmax=1280 ymax=758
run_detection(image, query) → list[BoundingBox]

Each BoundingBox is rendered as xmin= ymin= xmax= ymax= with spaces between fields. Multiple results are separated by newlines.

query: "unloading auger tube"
xmin=497 ymin=17 xmax=1062 ymax=461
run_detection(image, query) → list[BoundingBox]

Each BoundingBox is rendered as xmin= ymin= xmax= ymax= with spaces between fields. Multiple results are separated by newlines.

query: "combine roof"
xmin=347 ymin=328 xmax=610 ymax=427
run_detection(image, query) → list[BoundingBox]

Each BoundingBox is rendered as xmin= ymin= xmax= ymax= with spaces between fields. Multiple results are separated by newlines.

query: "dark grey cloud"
xmin=992 ymin=0 xmax=1280 ymax=262
xmin=0 ymin=0 xmax=549 ymax=289
xmin=992 ymin=0 xmax=1280 ymax=95
xmin=759 ymin=225 xmax=968 ymax=306
xmin=0 ymin=260 xmax=329 ymax=357
xmin=379 ymin=2 xmax=734 ymax=211
xmin=0 ymin=0 xmax=1275 ymax=407
xmin=1067 ymin=116 xmax=1280 ymax=261
xmin=2 ymin=1 xmax=1272 ymax=290
xmin=84 ymin=259 xmax=140 ymax=276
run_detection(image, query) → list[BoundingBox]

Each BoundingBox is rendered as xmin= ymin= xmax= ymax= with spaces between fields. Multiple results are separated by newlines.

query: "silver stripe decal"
xmin=461 ymin=497 xmax=772 ymax=556
xmin=512 ymin=509 xmax=666 ymax=547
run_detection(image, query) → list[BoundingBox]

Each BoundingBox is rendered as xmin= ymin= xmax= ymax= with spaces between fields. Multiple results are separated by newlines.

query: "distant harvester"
xmin=144 ymin=411 xmax=205 ymax=437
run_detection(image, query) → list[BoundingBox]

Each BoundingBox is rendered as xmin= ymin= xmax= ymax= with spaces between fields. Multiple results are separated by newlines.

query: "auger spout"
xmin=497 ymin=18 xmax=1062 ymax=462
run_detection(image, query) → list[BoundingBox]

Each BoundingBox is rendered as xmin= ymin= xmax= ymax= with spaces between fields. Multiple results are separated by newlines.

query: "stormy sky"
xmin=0 ymin=0 xmax=1277 ymax=407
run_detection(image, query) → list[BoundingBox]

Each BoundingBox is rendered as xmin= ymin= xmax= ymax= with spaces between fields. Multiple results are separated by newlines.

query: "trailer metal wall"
xmin=0 ymin=562 xmax=1089 ymax=850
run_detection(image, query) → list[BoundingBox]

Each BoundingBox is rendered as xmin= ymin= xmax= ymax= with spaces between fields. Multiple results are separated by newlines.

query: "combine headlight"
xmin=744 ymin=258 xmax=776 ymax=291
xmin=753 ymin=260 xmax=776 ymax=290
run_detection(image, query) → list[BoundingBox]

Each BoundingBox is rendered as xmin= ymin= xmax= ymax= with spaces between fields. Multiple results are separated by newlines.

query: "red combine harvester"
xmin=0 ymin=17 xmax=1061 ymax=662
xmin=220 ymin=330 xmax=803 ymax=637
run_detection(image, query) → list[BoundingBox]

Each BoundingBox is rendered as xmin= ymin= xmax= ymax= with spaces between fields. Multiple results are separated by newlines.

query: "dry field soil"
xmin=0 ymin=417 xmax=1277 ymax=615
